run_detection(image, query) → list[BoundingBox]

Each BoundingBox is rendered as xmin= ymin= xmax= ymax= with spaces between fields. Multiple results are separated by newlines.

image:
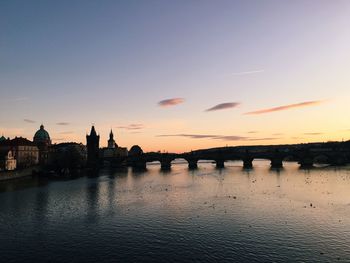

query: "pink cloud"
xmin=157 ymin=134 xmax=280 ymax=142
xmin=245 ymin=100 xmax=325 ymax=115
xmin=117 ymin=124 xmax=144 ymax=130
xmin=158 ymin=98 xmax=185 ymax=107
xmin=24 ymin=119 xmax=36 ymax=123
xmin=206 ymin=102 xmax=240 ymax=112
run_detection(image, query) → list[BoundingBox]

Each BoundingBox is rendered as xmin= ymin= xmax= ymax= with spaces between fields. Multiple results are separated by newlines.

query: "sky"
xmin=1 ymin=0 xmax=350 ymax=153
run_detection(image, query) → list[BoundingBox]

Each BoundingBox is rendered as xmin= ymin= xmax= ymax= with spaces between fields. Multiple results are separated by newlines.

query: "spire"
xmin=40 ymin=124 xmax=44 ymax=130
xmin=108 ymin=128 xmax=116 ymax=148
xmin=89 ymin=125 xmax=97 ymax=136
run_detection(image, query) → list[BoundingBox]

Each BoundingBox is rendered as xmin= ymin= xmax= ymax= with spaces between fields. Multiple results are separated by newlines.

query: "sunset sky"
xmin=1 ymin=0 xmax=350 ymax=152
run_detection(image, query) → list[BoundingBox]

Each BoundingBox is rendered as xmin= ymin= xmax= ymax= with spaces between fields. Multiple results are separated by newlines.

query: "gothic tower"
xmin=86 ymin=126 xmax=100 ymax=167
xmin=108 ymin=129 xmax=117 ymax=149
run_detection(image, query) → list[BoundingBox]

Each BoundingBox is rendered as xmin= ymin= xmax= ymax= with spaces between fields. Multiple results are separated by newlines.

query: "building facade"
xmin=101 ymin=129 xmax=128 ymax=160
xmin=50 ymin=142 xmax=87 ymax=172
xmin=0 ymin=137 xmax=39 ymax=168
xmin=0 ymin=149 xmax=17 ymax=171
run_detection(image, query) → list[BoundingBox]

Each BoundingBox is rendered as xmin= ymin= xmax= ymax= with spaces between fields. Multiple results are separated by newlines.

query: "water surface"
xmin=1 ymin=160 xmax=350 ymax=262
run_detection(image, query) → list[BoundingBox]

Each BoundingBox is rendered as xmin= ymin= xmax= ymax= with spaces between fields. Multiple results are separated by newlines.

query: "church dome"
xmin=0 ymin=135 xmax=6 ymax=142
xmin=129 ymin=145 xmax=143 ymax=156
xmin=34 ymin=125 xmax=51 ymax=145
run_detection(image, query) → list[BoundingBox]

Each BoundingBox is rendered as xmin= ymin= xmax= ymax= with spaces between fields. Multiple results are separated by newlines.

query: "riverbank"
xmin=0 ymin=166 xmax=41 ymax=181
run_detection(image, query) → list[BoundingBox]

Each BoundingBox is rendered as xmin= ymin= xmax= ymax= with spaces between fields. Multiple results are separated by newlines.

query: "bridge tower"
xmin=86 ymin=126 xmax=100 ymax=168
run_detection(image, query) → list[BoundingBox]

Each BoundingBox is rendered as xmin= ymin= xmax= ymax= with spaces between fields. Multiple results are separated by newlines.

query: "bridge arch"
xmin=170 ymin=158 xmax=188 ymax=165
xmin=313 ymin=154 xmax=331 ymax=166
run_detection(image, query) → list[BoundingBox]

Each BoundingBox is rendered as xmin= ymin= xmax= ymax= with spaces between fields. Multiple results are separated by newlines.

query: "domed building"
xmin=33 ymin=124 xmax=51 ymax=165
xmin=129 ymin=145 xmax=143 ymax=156
xmin=34 ymin=125 xmax=51 ymax=146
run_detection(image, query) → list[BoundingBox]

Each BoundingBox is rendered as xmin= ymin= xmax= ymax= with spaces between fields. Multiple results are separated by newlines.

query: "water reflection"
xmin=86 ymin=177 xmax=100 ymax=223
xmin=0 ymin=160 xmax=349 ymax=262
xmin=35 ymin=189 xmax=49 ymax=228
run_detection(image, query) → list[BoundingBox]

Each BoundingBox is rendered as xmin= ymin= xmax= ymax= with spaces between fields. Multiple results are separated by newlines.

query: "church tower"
xmin=108 ymin=129 xmax=117 ymax=149
xmin=86 ymin=126 xmax=100 ymax=167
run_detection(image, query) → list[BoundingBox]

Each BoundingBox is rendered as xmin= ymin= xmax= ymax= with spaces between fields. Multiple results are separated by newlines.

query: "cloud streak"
xmin=245 ymin=100 xmax=325 ymax=115
xmin=231 ymin=70 xmax=264 ymax=76
xmin=1 ymin=97 xmax=30 ymax=104
xmin=117 ymin=124 xmax=144 ymax=130
xmin=304 ymin=132 xmax=323 ymax=135
xmin=206 ymin=102 xmax=240 ymax=112
xmin=56 ymin=122 xmax=70 ymax=126
xmin=59 ymin=131 xmax=74 ymax=134
xmin=14 ymin=97 xmax=30 ymax=102
xmin=24 ymin=119 xmax=36 ymax=123
xmin=157 ymin=134 xmax=280 ymax=142
xmin=158 ymin=98 xmax=185 ymax=107
xmin=158 ymin=134 xmax=218 ymax=139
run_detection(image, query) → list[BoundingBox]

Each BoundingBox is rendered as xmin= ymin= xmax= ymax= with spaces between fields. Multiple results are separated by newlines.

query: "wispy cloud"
xmin=1 ymin=97 xmax=30 ymax=104
xmin=24 ymin=119 xmax=36 ymax=123
xmin=247 ymin=131 xmax=258 ymax=134
xmin=117 ymin=124 xmax=144 ymax=130
xmin=304 ymin=132 xmax=323 ymax=135
xmin=272 ymin=133 xmax=284 ymax=136
xmin=59 ymin=131 xmax=74 ymax=135
xmin=14 ymin=97 xmax=30 ymax=102
xmin=158 ymin=134 xmax=218 ymax=139
xmin=206 ymin=102 xmax=240 ymax=112
xmin=248 ymin=137 xmax=280 ymax=141
xmin=158 ymin=98 xmax=185 ymax=107
xmin=214 ymin=135 xmax=249 ymax=141
xmin=245 ymin=100 xmax=325 ymax=115
xmin=157 ymin=133 xmax=280 ymax=142
xmin=231 ymin=69 xmax=264 ymax=76
xmin=56 ymin=122 xmax=70 ymax=126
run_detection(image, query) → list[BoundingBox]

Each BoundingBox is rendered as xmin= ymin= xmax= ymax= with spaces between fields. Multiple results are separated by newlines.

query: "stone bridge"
xmin=126 ymin=141 xmax=350 ymax=170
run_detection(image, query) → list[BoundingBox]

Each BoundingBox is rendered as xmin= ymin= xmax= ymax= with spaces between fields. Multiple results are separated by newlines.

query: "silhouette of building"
xmin=127 ymin=145 xmax=144 ymax=169
xmin=50 ymin=142 xmax=87 ymax=173
xmin=108 ymin=130 xmax=117 ymax=148
xmin=129 ymin=145 xmax=143 ymax=156
xmin=33 ymin=124 xmax=51 ymax=165
xmin=33 ymin=125 xmax=51 ymax=146
xmin=0 ymin=149 xmax=16 ymax=171
xmin=101 ymin=129 xmax=128 ymax=160
xmin=86 ymin=126 xmax=100 ymax=167
xmin=0 ymin=137 xmax=39 ymax=168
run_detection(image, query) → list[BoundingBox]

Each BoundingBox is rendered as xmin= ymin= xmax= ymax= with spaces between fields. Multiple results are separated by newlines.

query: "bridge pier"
xmin=160 ymin=161 xmax=171 ymax=170
xmin=215 ymin=159 xmax=225 ymax=169
xmin=299 ymin=158 xmax=313 ymax=169
xmin=270 ymin=158 xmax=283 ymax=169
xmin=131 ymin=161 xmax=147 ymax=170
xmin=243 ymin=158 xmax=253 ymax=169
xmin=187 ymin=159 xmax=198 ymax=169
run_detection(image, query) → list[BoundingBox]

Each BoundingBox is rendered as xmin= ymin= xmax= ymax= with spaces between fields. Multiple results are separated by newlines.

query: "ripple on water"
xmin=0 ymin=161 xmax=350 ymax=262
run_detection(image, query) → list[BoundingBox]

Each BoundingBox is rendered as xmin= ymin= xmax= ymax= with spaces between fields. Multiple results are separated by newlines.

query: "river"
xmin=0 ymin=160 xmax=349 ymax=262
